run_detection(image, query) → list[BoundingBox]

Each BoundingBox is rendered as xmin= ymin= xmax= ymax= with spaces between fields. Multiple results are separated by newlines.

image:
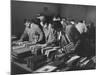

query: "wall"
xmin=11 ymin=1 xmax=59 ymax=35
xmin=86 ymin=6 xmax=96 ymax=26
xmin=60 ymin=4 xmax=87 ymax=21
xmin=60 ymin=4 xmax=96 ymax=25
xmin=11 ymin=1 xmax=96 ymax=35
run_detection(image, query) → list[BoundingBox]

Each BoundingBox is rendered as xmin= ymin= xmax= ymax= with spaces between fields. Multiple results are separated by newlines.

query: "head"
xmin=61 ymin=18 xmax=65 ymax=24
xmin=36 ymin=14 xmax=45 ymax=22
xmin=24 ymin=19 xmax=31 ymax=27
xmin=53 ymin=16 xmax=61 ymax=21
xmin=70 ymin=19 xmax=75 ymax=25
xmin=76 ymin=21 xmax=88 ymax=34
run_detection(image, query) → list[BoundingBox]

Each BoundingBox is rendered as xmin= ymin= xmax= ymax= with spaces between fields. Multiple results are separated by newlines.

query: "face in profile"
xmin=24 ymin=21 xmax=31 ymax=27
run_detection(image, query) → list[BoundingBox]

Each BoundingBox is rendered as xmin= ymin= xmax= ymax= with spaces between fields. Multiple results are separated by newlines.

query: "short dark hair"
xmin=79 ymin=20 xmax=85 ymax=23
xmin=24 ymin=18 xmax=31 ymax=23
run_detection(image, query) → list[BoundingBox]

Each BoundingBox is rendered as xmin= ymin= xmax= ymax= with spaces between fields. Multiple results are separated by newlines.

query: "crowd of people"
xmin=19 ymin=15 xmax=87 ymax=44
xmin=13 ymin=14 xmax=96 ymax=70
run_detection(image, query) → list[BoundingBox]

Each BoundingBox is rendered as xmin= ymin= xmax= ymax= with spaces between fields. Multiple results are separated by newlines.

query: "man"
xmin=18 ymin=19 xmax=44 ymax=44
xmin=59 ymin=20 xmax=88 ymax=55
xmin=36 ymin=15 xmax=58 ymax=45
xmin=60 ymin=21 xmax=94 ymax=69
xmin=65 ymin=21 xmax=88 ymax=44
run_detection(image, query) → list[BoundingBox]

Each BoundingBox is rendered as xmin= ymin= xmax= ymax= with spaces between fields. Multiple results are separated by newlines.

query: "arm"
xmin=38 ymin=29 xmax=43 ymax=42
xmin=46 ymin=30 xmax=56 ymax=45
xmin=19 ymin=29 xmax=27 ymax=41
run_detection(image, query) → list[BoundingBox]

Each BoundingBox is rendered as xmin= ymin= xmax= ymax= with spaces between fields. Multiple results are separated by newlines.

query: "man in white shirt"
xmin=18 ymin=19 xmax=44 ymax=44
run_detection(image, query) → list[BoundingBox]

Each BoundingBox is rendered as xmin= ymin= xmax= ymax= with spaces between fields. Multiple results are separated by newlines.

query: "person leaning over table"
xmin=18 ymin=18 xmax=44 ymax=44
xmin=59 ymin=20 xmax=88 ymax=54
xmin=64 ymin=20 xmax=96 ymax=67
xmin=58 ymin=20 xmax=88 ymax=65
xmin=36 ymin=15 xmax=56 ymax=46
xmin=65 ymin=20 xmax=88 ymax=44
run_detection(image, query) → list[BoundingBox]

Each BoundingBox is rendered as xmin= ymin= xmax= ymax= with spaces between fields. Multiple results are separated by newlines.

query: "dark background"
xmin=11 ymin=1 xmax=96 ymax=36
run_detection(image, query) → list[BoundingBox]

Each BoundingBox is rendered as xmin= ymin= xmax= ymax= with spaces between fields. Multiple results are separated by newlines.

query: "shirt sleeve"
xmin=20 ymin=28 xmax=28 ymax=40
xmin=38 ymin=29 xmax=43 ymax=42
